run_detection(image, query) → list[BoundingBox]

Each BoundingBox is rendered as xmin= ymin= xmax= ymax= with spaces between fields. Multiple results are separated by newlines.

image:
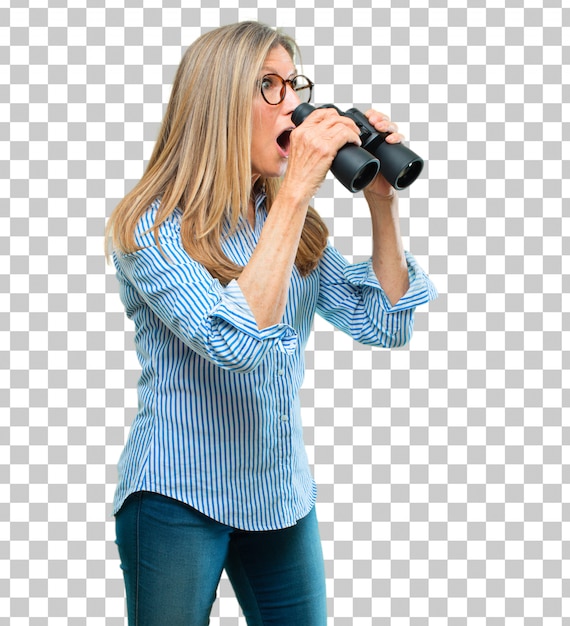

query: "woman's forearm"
xmin=365 ymin=189 xmax=409 ymax=306
xmin=237 ymin=187 xmax=309 ymax=330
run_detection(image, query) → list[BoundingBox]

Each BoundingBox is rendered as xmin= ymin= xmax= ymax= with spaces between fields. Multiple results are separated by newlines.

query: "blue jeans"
xmin=115 ymin=491 xmax=327 ymax=625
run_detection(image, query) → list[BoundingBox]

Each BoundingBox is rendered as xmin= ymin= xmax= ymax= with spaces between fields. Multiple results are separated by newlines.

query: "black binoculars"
xmin=291 ymin=103 xmax=424 ymax=193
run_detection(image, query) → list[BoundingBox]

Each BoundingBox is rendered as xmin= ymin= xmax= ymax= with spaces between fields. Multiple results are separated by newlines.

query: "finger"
xmin=298 ymin=114 xmax=362 ymax=147
xmin=325 ymin=119 xmax=362 ymax=145
xmin=326 ymin=122 xmax=363 ymax=147
xmin=364 ymin=109 xmax=390 ymax=125
xmin=364 ymin=109 xmax=400 ymax=135
xmin=303 ymin=108 xmax=361 ymax=136
xmin=373 ymin=118 xmax=399 ymax=134
xmin=298 ymin=123 xmax=362 ymax=154
xmin=384 ymin=132 xmax=405 ymax=144
xmin=301 ymin=107 xmax=343 ymax=127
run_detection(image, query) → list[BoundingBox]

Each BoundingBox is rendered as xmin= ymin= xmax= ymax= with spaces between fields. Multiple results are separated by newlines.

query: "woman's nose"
xmin=283 ymin=82 xmax=301 ymax=111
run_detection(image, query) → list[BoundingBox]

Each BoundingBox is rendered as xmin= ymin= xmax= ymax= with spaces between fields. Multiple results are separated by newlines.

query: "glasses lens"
xmin=260 ymin=74 xmax=313 ymax=105
xmin=261 ymin=75 xmax=283 ymax=105
xmin=292 ymin=76 xmax=312 ymax=103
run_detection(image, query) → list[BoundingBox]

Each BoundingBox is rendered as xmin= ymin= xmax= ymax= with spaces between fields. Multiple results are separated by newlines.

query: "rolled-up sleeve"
xmin=113 ymin=207 xmax=297 ymax=373
xmin=316 ymin=244 xmax=438 ymax=348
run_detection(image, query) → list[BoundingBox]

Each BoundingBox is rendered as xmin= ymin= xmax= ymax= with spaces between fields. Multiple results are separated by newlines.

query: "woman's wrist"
xmin=363 ymin=186 xmax=397 ymax=203
xmin=276 ymin=180 xmax=312 ymax=214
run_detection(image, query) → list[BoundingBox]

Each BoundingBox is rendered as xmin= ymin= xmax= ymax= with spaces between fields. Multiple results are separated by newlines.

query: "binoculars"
xmin=291 ymin=103 xmax=424 ymax=193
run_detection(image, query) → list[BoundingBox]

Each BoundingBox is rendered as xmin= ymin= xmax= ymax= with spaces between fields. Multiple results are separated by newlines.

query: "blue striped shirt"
xmin=111 ymin=193 xmax=438 ymax=530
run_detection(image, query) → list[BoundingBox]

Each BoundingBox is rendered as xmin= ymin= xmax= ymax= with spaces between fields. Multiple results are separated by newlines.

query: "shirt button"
xmin=277 ymin=369 xmax=285 ymax=376
xmin=280 ymin=415 xmax=289 ymax=422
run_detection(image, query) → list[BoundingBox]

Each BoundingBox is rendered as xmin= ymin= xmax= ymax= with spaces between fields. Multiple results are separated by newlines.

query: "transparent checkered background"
xmin=2 ymin=0 xmax=569 ymax=624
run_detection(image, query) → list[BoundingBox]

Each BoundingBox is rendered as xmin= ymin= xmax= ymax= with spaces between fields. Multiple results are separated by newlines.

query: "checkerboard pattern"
xmin=2 ymin=0 xmax=568 ymax=623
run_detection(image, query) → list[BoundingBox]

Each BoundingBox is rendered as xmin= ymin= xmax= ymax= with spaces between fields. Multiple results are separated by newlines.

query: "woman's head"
xmin=107 ymin=22 xmax=328 ymax=282
xmin=150 ymin=22 xmax=300 ymax=201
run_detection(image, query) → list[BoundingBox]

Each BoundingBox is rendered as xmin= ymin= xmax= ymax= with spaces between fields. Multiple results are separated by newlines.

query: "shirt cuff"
xmin=343 ymin=251 xmax=438 ymax=313
xmin=209 ymin=279 xmax=298 ymax=355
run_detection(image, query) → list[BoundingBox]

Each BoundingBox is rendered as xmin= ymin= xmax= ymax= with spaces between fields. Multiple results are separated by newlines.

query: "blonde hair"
xmin=105 ymin=21 xmax=328 ymax=283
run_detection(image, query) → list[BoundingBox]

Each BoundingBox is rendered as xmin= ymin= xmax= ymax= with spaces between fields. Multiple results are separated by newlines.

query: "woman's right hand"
xmin=280 ymin=107 xmax=362 ymax=203
xmin=238 ymin=109 xmax=362 ymax=331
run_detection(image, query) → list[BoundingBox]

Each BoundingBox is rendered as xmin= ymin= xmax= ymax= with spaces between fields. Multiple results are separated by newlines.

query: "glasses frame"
xmin=259 ymin=73 xmax=314 ymax=106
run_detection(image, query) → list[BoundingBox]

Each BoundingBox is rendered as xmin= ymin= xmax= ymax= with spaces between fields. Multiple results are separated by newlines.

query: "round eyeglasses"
xmin=259 ymin=73 xmax=314 ymax=105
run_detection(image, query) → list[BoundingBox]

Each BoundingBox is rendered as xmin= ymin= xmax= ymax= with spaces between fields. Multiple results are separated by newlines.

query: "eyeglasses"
xmin=259 ymin=73 xmax=314 ymax=105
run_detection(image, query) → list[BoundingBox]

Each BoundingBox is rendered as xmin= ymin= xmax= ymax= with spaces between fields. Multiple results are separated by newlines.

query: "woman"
xmin=106 ymin=21 xmax=436 ymax=625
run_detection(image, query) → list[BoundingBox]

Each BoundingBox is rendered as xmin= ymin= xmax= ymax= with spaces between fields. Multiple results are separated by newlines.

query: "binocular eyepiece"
xmin=291 ymin=103 xmax=424 ymax=193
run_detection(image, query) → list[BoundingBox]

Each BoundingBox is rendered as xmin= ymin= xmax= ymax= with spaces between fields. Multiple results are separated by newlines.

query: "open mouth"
xmin=276 ymin=129 xmax=292 ymax=155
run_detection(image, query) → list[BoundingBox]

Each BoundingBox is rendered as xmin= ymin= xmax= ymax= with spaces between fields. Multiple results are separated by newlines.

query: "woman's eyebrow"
xmin=260 ymin=66 xmax=298 ymax=78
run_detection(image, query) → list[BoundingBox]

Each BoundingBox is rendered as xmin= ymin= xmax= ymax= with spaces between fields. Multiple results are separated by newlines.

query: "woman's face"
xmin=251 ymin=45 xmax=302 ymax=182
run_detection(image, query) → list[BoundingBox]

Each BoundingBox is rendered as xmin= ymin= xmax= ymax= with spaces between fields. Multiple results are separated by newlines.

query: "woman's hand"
xmin=281 ymin=107 xmax=362 ymax=204
xmin=240 ymin=110 xmax=362 ymax=330
xmin=362 ymin=109 xmax=406 ymax=199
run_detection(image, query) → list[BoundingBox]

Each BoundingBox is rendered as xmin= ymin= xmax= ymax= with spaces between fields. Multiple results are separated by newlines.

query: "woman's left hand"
xmin=363 ymin=110 xmax=406 ymax=198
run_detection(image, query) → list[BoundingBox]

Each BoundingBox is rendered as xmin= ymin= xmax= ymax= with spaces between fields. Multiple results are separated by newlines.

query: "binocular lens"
xmin=353 ymin=162 xmax=380 ymax=192
xmin=371 ymin=140 xmax=423 ymax=190
xmin=394 ymin=160 xmax=423 ymax=190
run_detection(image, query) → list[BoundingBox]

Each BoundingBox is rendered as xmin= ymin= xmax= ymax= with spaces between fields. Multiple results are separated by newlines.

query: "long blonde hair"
xmin=105 ymin=21 xmax=328 ymax=283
